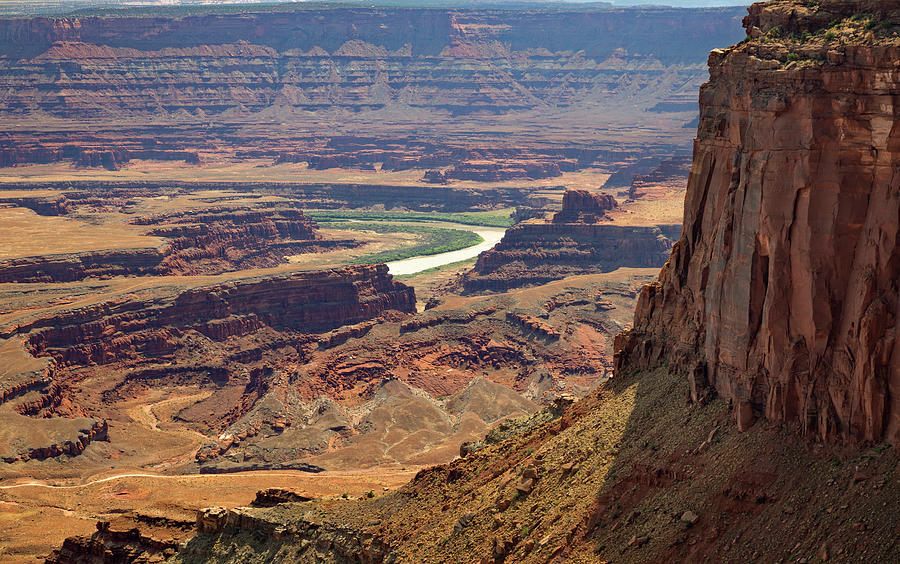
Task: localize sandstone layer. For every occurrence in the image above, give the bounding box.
[17,264,415,366]
[0,205,325,282]
[463,189,675,292]
[616,0,900,444]
[0,5,745,178]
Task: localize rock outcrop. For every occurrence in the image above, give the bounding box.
[552,189,617,223]
[463,211,674,293]
[616,0,900,444]
[18,265,415,366]
[1,418,108,463]
[133,206,322,276]
[0,248,165,283]
[0,206,327,283]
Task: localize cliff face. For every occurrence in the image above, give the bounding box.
[616,0,900,444]
[464,189,673,292]
[552,189,617,224]
[0,5,745,174]
[465,223,673,293]
[0,8,742,116]
[17,265,415,366]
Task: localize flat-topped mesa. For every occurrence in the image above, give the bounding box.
[21,265,415,366]
[0,206,326,283]
[463,223,672,293]
[627,156,692,200]
[615,0,900,445]
[552,189,617,224]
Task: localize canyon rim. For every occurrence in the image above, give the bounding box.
[0,1,898,563]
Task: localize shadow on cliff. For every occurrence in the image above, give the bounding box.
[554,362,900,564]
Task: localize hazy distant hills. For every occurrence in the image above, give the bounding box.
[1,0,753,17]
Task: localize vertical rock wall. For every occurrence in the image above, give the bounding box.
[616,0,900,444]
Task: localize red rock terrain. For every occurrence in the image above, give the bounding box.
[0,206,327,283]
[616,0,900,445]
[16,264,415,365]
[462,189,676,292]
[72,3,897,563]
[0,265,415,468]
[0,5,745,179]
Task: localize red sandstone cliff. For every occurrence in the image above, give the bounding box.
[463,189,672,292]
[18,265,415,367]
[552,189,617,223]
[616,0,900,445]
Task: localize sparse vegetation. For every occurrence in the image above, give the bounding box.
[393,257,477,280]
[307,209,515,228]
[322,221,484,264]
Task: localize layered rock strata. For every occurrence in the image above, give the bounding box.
[0,248,164,283]
[133,206,322,276]
[552,189,617,223]
[616,0,900,444]
[463,191,673,292]
[0,6,745,173]
[0,8,742,117]
[0,206,326,282]
[18,265,415,366]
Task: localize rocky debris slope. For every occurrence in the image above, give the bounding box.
[0,264,414,467]
[462,189,673,292]
[187,277,639,472]
[165,367,900,563]
[616,0,900,444]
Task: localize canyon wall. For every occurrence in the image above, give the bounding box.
[0,5,746,172]
[17,264,415,366]
[464,189,673,292]
[0,7,743,116]
[616,0,900,444]
[0,206,324,282]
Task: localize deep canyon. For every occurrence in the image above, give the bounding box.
[0,1,897,563]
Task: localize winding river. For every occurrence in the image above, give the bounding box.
[386,225,506,276]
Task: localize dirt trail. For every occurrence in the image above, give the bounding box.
[0,468,419,491]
